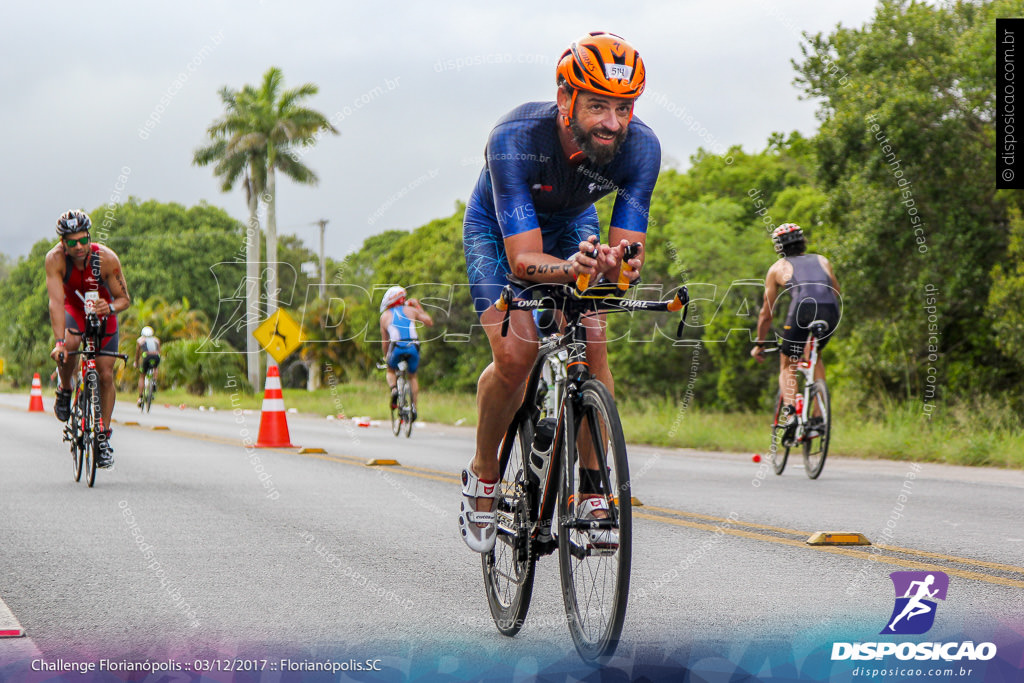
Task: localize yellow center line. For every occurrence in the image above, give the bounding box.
[874,543,1024,576]
[633,511,1024,589]
[639,503,807,536]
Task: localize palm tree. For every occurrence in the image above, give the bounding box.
[194,66,337,377]
[194,86,267,388]
[242,67,338,321]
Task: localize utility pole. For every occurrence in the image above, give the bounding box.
[316,219,327,299]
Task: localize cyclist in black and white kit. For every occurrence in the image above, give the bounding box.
[752,223,841,418]
[134,326,161,408]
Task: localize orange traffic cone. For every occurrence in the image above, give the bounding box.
[28,373,44,412]
[255,365,296,448]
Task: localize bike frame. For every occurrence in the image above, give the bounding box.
[63,311,128,484]
[780,325,825,443]
[495,279,689,549]
[788,332,820,443]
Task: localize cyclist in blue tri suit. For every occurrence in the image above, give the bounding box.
[459,32,660,553]
[379,286,434,422]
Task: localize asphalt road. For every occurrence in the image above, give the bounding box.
[0,393,1021,681]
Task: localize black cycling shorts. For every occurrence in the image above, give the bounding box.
[780,303,840,359]
[141,354,161,372]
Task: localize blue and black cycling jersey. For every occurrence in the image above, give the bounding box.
[463,101,661,316]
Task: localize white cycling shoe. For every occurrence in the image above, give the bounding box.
[580,496,619,551]
[460,461,498,553]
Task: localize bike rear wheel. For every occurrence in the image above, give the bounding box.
[558,379,631,662]
[482,419,537,636]
[770,392,790,475]
[803,380,830,479]
[401,382,413,438]
[144,375,154,413]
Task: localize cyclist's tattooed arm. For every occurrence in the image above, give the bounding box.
[506,230,602,284]
[100,248,131,316]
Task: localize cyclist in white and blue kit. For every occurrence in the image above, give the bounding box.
[379,286,434,422]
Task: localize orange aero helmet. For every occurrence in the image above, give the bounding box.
[556,31,646,122]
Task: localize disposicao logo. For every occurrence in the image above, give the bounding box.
[881,571,948,635]
[831,571,997,663]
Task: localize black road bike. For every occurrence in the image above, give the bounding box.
[62,307,128,487]
[756,320,832,479]
[482,247,689,662]
[140,363,156,413]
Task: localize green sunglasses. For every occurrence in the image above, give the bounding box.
[64,236,91,247]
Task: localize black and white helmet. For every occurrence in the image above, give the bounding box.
[56,210,92,236]
[771,223,805,254]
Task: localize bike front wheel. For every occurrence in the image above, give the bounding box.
[558,379,631,662]
[390,380,402,437]
[803,380,830,479]
[70,389,85,482]
[84,376,99,487]
[482,418,537,636]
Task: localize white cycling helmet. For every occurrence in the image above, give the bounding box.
[141,326,154,337]
[379,286,406,313]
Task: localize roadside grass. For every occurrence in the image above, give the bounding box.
[6,378,1020,469]
[618,393,1024,469]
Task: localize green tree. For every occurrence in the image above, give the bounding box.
[0,200,321,389]
[988,209,1024,374]
[794,0,1019,400]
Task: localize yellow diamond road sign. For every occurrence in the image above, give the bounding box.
[253,309,304,364]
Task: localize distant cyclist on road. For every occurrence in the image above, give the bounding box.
[379,286,434,422]
[134,326,162,408]
[751,223,841,426]
[459,31,658,552]
[46,210,131,469]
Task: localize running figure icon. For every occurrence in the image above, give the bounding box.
[881,571,949,635]
[888,574,938,630]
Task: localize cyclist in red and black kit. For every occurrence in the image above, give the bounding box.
[459,32,658,553]
[45,210,131,468]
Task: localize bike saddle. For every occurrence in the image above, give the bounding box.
[809,320,830,337]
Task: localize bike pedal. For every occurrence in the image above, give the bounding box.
[533,536,558,557]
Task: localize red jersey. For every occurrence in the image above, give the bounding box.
[62,243,112,313]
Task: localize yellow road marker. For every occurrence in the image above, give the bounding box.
[807,531,871,546]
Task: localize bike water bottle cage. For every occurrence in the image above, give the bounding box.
[533,417,558,454]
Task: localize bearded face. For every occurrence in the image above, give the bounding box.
[563,91,633,165]
[568,115,627,165]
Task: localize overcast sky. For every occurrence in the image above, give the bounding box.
[0,1,879,262]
